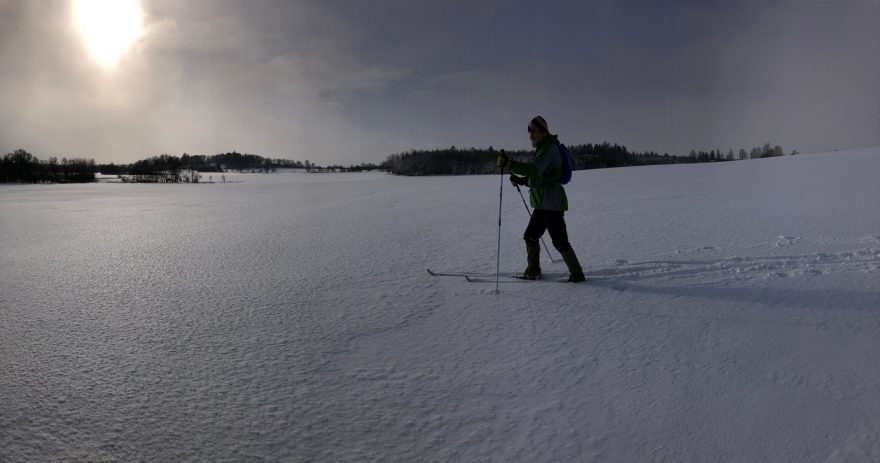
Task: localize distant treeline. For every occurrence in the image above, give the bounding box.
[383,143,675,176]
[1,149,97,183]
[3,143,795,183]
[2,149,385,184]
[99,152,382,182]
[383,142,796,176]
[100,152,317,175]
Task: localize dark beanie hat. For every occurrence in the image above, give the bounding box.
[530,115,549,133]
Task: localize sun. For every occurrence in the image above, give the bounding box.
[72,0,144,69]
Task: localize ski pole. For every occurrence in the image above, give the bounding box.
[514,184,557,263]
[494,155,504,295]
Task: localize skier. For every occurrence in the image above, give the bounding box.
[496,116,586,282]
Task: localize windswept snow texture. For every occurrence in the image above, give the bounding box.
[2,148,880,462]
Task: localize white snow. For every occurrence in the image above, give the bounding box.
[1,147,879,461]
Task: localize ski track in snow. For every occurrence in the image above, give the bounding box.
[2,148,880,461]
[588,240,880,286]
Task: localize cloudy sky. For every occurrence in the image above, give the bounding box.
[1,0,878,164]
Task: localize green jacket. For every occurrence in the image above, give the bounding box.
[509,135,568,211]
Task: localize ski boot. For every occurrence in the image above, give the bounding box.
[517,239,542,280]
[560,247,586,283]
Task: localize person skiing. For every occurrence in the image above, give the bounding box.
[496,115,586,282]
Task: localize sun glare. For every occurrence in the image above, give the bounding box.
[73,0,144,69]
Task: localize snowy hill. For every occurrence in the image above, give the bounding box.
[1,147,879,461]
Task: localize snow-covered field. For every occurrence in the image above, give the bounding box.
[1,147,879,461]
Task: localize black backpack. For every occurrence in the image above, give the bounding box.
[557,142,573,184]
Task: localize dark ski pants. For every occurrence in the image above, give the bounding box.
[524,209,572,252]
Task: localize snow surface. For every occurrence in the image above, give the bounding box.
[1,147,879,461]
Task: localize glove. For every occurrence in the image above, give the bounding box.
[496,153,509,169]
[509,175,527,187]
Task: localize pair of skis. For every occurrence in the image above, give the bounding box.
[427,269,558,283]
[427,269,520,283]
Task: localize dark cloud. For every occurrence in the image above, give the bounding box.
[1,0,878,163]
